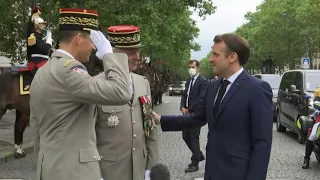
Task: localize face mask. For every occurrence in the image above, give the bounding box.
[188,68,197,77]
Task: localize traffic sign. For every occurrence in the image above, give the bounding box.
[301,57,310,69]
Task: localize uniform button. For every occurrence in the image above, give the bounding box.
[101,156,103,159]
[133,134,136,138]
[93,156,96,159]
[133,148,136,151]
[112,110,114,113]
[133,120,136,124]
[131,107,134,111]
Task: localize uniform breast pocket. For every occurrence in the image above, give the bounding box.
[99,106,124,128]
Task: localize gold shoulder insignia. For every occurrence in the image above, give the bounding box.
[143,76,147,79]
[63,59,77,67]
[27,33,36,46]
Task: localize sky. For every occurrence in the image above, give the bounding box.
[190,0,264,60]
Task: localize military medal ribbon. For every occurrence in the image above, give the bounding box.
[139,96,156,137]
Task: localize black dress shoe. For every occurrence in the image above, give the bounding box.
[185,165,199,172]
[302,158,310,169]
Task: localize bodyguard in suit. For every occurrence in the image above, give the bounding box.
[29,8,131,180]
[152,33,273,180]
[180,59,208,172]
[95,25,159,180]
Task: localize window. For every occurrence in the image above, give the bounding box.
[294,72,303,90]
[305,72,320,92]
[279,72,295,91]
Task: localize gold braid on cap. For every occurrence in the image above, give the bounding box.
[59,16,98,28]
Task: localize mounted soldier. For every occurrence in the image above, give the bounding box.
[26,6,52,76]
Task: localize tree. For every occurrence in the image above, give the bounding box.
[0,0,216,77]
[235,0,320,73]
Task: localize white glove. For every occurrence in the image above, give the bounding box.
[46,36,52,46]
[144,170,150,180]
[90,30,113,60]
[43,30,52,40]
[46,30,52,37]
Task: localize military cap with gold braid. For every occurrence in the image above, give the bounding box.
[107,25,145,49]
[59,8,99,32]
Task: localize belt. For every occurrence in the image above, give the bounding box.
[31,54,49,59]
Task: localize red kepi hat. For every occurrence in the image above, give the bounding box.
[107,25,145,49]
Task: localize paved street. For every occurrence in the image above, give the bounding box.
[0,95,320,179]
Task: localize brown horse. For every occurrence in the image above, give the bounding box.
[0,52,103,158]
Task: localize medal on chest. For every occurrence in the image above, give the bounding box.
[139,95,156,137]
[106,115,120,128]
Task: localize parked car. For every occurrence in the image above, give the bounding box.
[253,74,282,121]
[276,70,320,144]
[168,81,186,96]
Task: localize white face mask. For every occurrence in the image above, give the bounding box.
[188,68,197,77]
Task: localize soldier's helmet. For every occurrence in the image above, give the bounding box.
[31,6,46,26]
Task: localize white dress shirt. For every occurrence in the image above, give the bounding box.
[213,67,244,105]
[186,73,199,107]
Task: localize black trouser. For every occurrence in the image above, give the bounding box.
[182,127,203,165]
[304,140,313,159]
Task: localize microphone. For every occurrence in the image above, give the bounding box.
[150,163,170,180]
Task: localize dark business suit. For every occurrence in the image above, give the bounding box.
[161,70,273,180]
[180,74,208,165]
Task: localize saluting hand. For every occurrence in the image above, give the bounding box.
[90,30,113,60]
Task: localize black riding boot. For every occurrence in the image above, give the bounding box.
[302,140,313,169]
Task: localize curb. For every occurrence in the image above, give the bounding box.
[0,141,34,165]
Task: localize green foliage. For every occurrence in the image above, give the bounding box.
[0,0,216,77]
[235,0,320,72]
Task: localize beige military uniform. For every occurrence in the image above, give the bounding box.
[96,73,159,180]
[29,51,131,180]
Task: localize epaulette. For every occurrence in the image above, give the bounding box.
[27,33,36,46]
[63,59,77,67]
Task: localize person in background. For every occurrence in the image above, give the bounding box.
[302,87,320,169]
[180,59,208,172]
[26,6,52,76]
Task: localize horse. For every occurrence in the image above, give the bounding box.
[0,52,103,158]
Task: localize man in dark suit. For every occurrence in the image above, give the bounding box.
[180,59,208,172]
[152,33,273,180]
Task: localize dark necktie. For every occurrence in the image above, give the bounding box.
[186,78,194,107]
[189,77,194,90]
[213,80,230,118]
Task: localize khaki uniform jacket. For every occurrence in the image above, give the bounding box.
[29,51,131,180]
[96,73,159,180]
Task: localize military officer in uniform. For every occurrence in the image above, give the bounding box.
[29,8,131,180]
[95,25,159,180]
[26,6,52,76]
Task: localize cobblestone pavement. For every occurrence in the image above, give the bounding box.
[0,95,320,180]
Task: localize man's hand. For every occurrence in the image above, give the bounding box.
[152,111,161,125]
[181,107,189,114]
[90,30,113,59]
